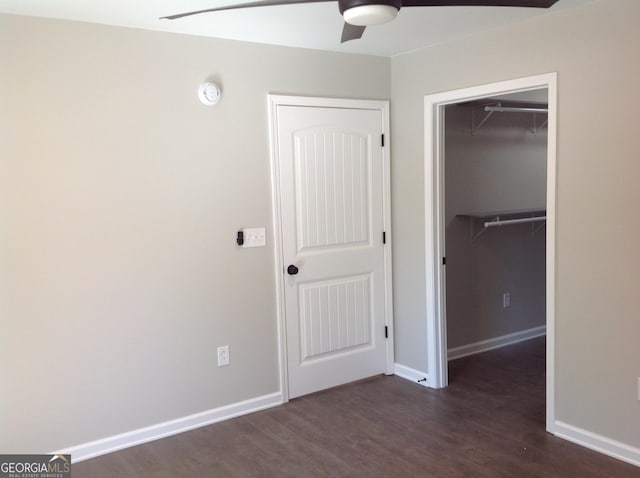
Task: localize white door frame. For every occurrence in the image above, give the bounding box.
[268,94,394,403]
[423,73,557,433]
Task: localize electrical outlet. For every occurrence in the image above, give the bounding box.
[502,292,511,309]
[217,345,230,367]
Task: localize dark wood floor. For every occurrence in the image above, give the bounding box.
[74,338,639,477]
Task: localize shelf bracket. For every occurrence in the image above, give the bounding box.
[471,105,496,135]
[533,220,546,235]
[471,216,495,242]
[531,113,549,135]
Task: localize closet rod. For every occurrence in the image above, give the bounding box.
[484,106,548,114]
[484,216,546,228]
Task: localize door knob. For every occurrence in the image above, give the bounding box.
[287,264,299,275]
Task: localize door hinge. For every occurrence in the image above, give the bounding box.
[381,134,385,147]
[442,257,446,265]
[384,326,389,338]
[383,231,386,244]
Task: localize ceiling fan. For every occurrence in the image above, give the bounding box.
[161,0,559,43]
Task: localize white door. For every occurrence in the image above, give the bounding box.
[273,101,390,399]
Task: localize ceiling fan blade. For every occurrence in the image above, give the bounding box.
[400,0,558,7]
[341,22,366,42]
[161,0,331,20]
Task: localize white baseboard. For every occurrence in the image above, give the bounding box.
[448,325,546,361]
[394,363,429,387]
[55,392,283,463]
[554,421,640,468]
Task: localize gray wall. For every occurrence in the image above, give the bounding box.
[391,0,640,447]
[0,14,389,452]
[445,104,546,349]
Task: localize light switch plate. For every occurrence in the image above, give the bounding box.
[242,227,266,248]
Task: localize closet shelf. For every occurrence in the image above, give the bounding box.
[471,102,548,135]
[457,208,546,241]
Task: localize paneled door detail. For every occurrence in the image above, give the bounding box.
[275,103,388,398]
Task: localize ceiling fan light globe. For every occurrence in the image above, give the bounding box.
[343,4,398,26]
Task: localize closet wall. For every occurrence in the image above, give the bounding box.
[445,98,547,350]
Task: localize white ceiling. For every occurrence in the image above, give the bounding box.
[0,0,595,57]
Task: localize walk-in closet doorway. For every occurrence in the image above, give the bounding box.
[424,74,557,433]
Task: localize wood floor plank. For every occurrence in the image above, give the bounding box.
[73,338,640,477]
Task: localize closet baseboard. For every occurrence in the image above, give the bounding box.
[448,326,546,361]
[394,363,429,387]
